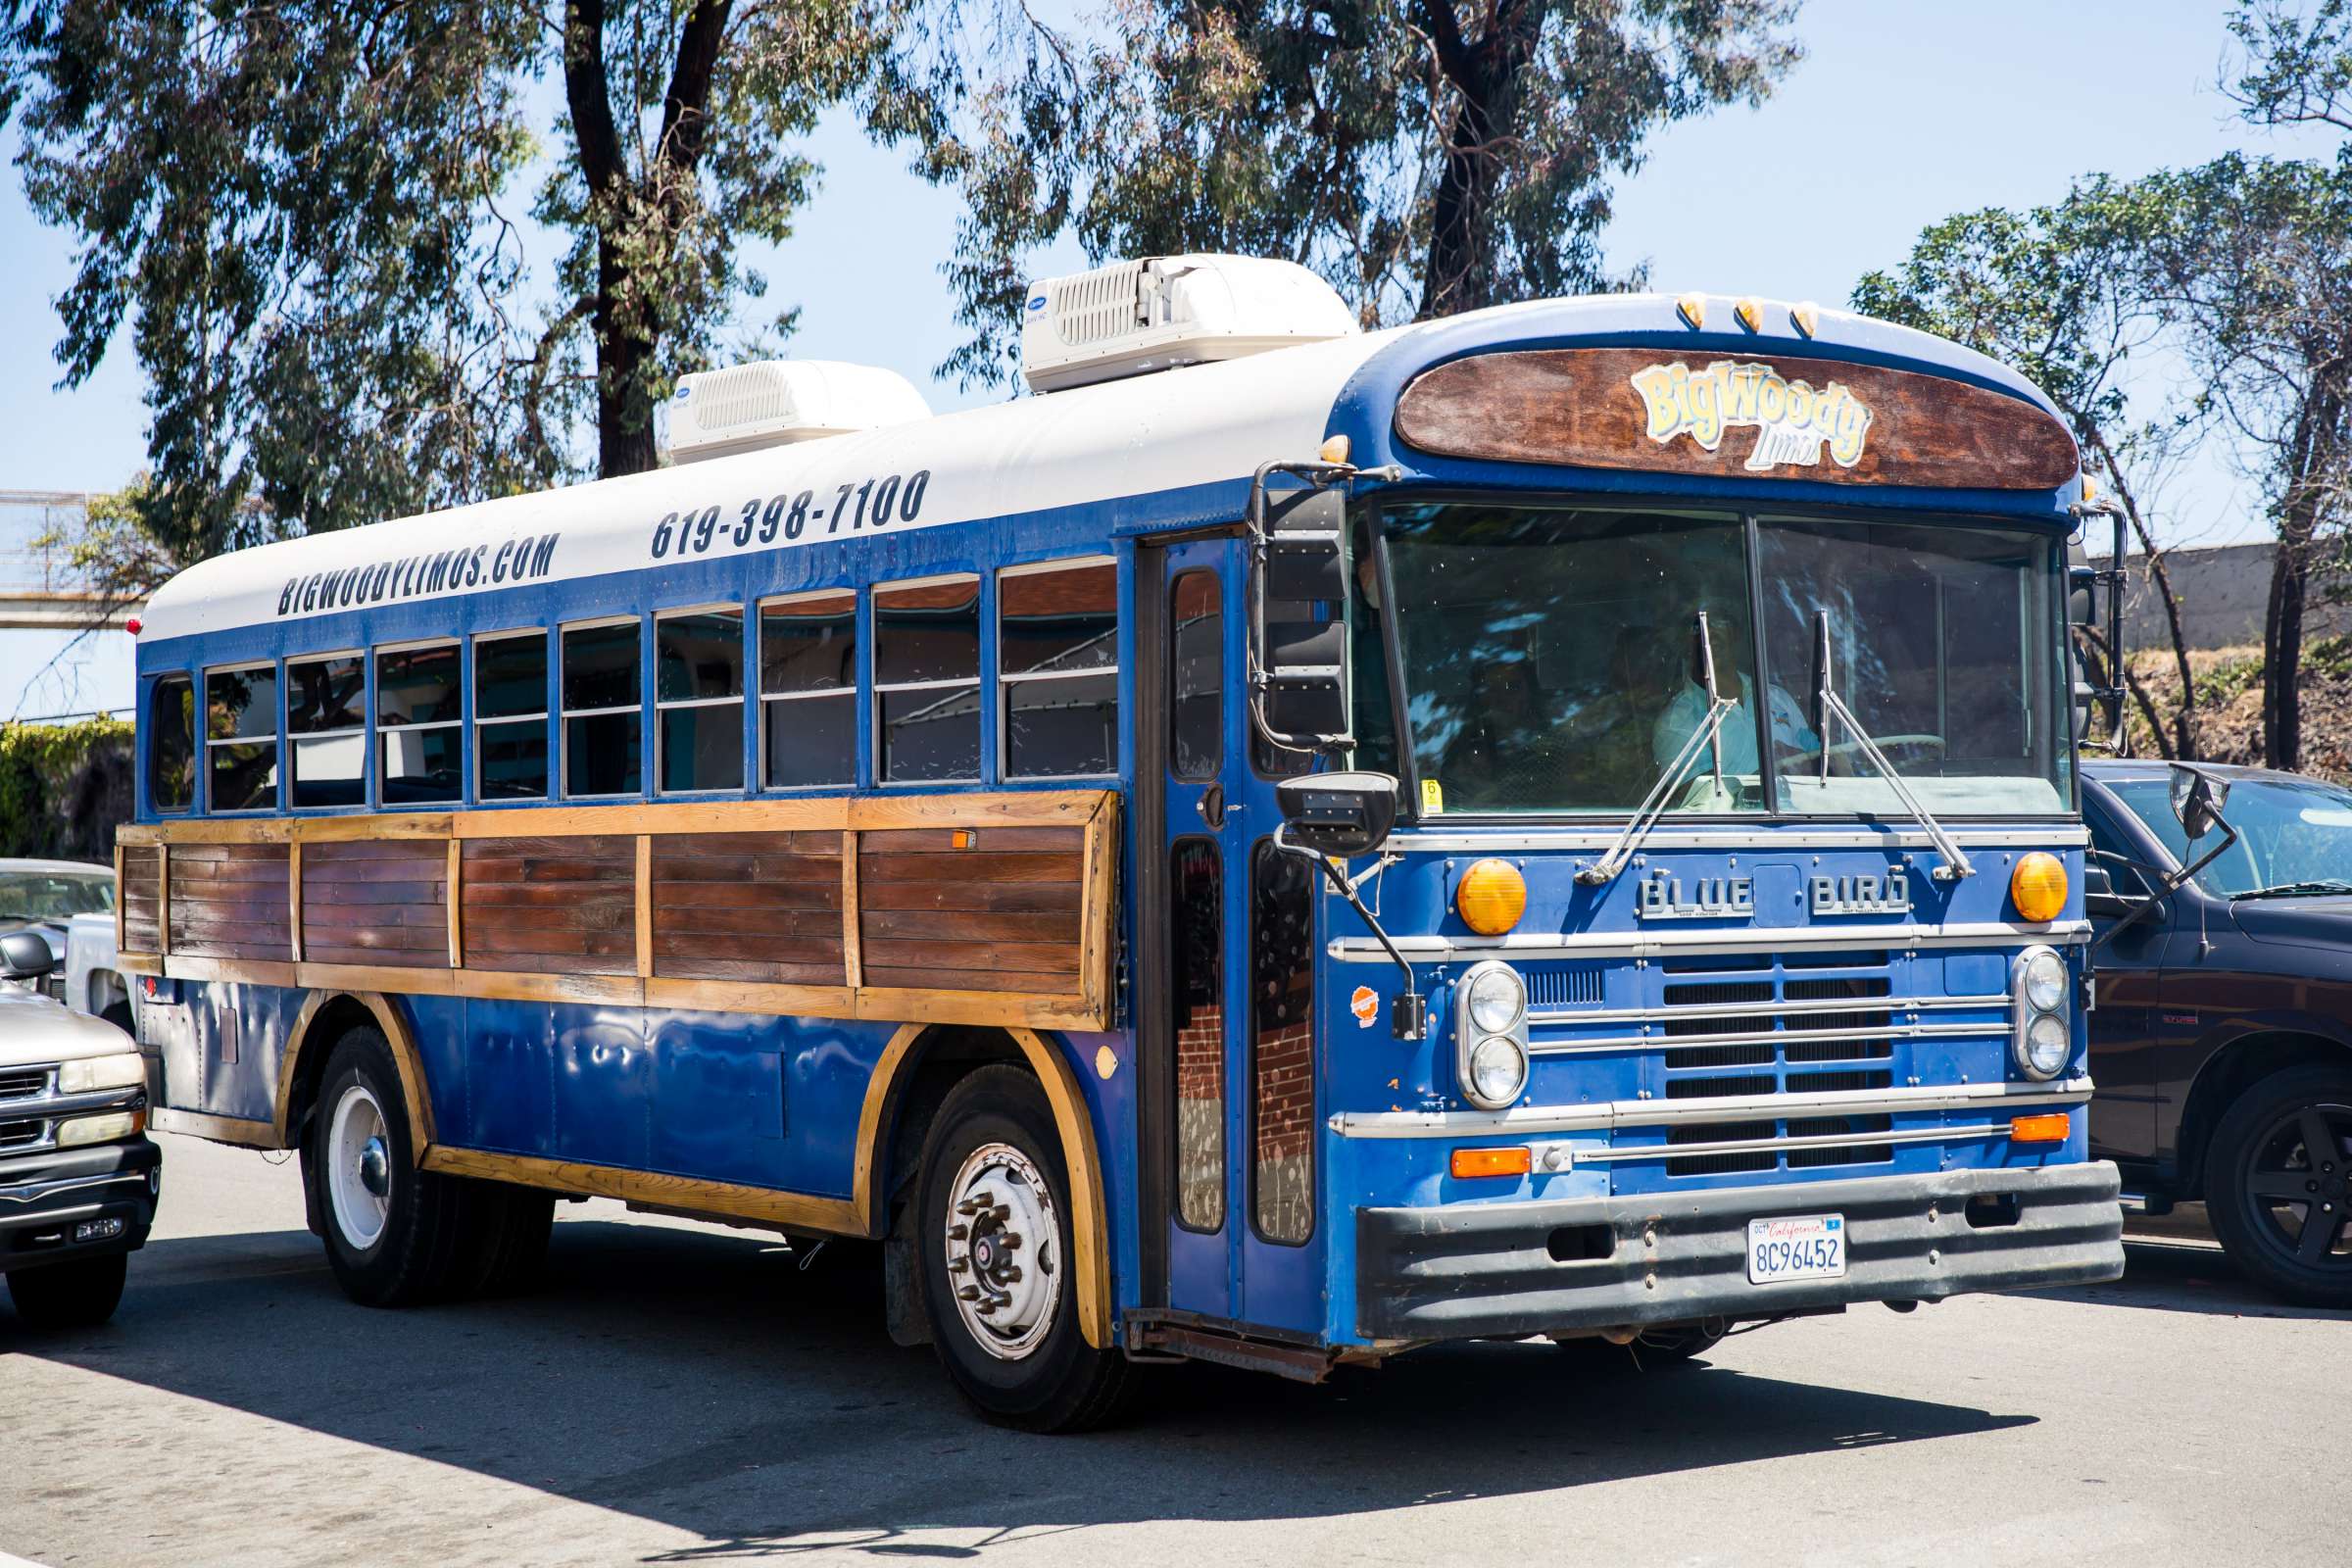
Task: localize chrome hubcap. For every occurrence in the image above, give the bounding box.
[327,1084,392,1250]
[944,1142,1059,1359]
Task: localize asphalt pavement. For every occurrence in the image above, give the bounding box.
[3,1131,2345,1567]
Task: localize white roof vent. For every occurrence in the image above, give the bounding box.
[1020,255,1359,394]
[662,360,930,465]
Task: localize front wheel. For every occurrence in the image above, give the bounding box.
[7,1254,128,1330]
[309,1026,475,1306]
[915,1065,1128,1432]
[2206,1065,2352,1307]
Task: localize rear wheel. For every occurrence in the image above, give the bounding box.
[7,1254,127,1330]
[2207,1066,2352,1308]
[915,1065,1128,1432]
[309,1026,474,1306]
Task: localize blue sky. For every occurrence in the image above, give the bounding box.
[1,0,2335,718]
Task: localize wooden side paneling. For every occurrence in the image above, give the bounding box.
[302,838,450,969]
[1394,347,2081,490]
[461,834,636,974]
[168,842,292,960]
[858,826,1085,994]
[651,830,844,985]
[120,844,164,955]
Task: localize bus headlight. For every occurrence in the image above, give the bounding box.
[2010,944,2072,1081]
[1455,959,1530,1109]
[1464,964,1527,1035]
[2019,949,2068,1013]
[1465,1036,1529,1108]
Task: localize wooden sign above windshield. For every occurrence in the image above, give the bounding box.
[1394,347,2080,491]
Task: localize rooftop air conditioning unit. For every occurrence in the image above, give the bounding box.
[1020,255,1360,394]
[662,360,931,465]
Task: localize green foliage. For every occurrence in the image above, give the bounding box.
[0,717,133,862]
[2230,0,2352,133]
[0,1,904,544]
[915,0,1804,390]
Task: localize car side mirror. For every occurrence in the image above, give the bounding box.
[2169,763,2230,841]
[1275,771,1398,858]
[1,930,57,981]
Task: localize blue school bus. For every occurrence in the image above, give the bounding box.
[119,256,2126,1429]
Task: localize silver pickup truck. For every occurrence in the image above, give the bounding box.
[0,930,161,1329]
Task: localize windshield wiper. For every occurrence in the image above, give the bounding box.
[2230,879,2352,902]
[1807,610,1975,883]
[1580,612,1737,886]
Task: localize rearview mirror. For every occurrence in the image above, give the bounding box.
[2068,564,2100,626]
[1276,771,1398,858]
[0,930,56,982]
[2082,861,2148,921]
[2170,763,2230,841]
[1251,483,1351,753]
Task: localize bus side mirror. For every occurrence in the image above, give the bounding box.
[1,930,56,982]
[1276,771,1398,858]
[1252,485,1351,752]
[2068,565,2100,626]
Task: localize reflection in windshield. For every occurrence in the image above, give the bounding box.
[1374,504,1763,814]
[1759,518,2070,816]
[0,870,115,921]
[2110,774,2352,898]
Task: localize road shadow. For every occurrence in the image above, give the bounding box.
[2031,1236,2352,1323]
[4,1215,2035,1556]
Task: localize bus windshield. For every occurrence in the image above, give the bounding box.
[1369,502,2071,817]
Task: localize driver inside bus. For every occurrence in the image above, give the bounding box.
[1650,605,1817,774]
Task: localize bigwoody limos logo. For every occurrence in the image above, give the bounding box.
[1629,359,1874,471]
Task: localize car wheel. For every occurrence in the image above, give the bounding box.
[916,1065,1129,1432]
[2206,1065,2352,1308]
[7,1254,128,1330]
[309,1025,474,1306]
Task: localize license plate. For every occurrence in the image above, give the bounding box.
[1746,1213,1846,1285]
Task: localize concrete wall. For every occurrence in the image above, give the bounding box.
[2090,541,2352,653]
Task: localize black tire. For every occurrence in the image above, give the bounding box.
[308,1025,475,1306]
[2206,1065,2352,1308]
[453,1184,557,1298]
[915,1064,1129,1432]
[100,1001,133,1037]
[7,1254,128,1330]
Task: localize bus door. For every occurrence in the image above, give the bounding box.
[1142,535,1327,1338]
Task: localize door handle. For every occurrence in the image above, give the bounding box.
[1197,784,1225,829]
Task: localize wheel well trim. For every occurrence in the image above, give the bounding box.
[855,1022,1113,1350]
[2178,1023,2352,1191]
[278,991,435,1155]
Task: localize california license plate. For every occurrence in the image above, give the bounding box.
[1746,1213,1846,1285]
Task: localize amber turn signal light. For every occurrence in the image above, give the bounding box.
[2009,852,2068,923]
[1456,858,1527,936]
[1449,1147,1532,1180]
[2010,1112,2070,1144]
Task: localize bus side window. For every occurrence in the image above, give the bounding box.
[206,663,279,812]
[149,673,195,812]
[287,652,367,808]
[562,618,644,798]
[1170,837,1225,1232]
[1170,569,1221,780]
[760,591,857,789]
[1000,558,1117,778]
[377,642,463,806]
[1250,838,1315,1245]
[874,575,981,783]
[475,630,550,800]
[656,607,746,794]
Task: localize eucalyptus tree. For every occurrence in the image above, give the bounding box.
[915,0,1805,391]
[1851,185,2205,759]
[0,0,904,558]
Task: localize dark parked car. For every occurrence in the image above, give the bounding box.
[2082,760,2352,1306]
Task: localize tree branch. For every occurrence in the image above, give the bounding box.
[564,0,626,197]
